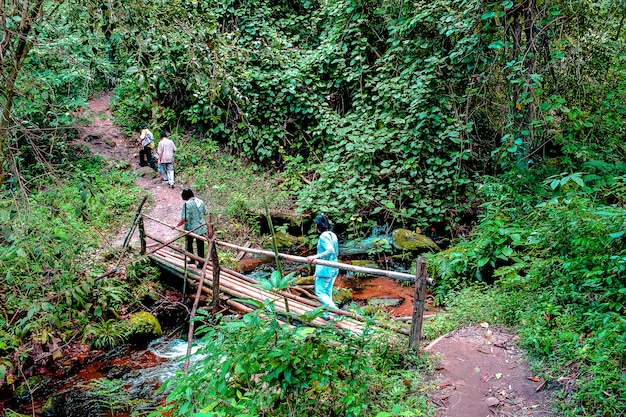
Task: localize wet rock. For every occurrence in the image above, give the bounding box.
[368,297,404,307]
[237,255,274,274]
[128,311,162,344]
[391,228,439,252]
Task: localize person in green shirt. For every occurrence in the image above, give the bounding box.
[175,188,209,268]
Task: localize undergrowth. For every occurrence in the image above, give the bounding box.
[150,308,434,417]
[173,136,297,243]
[428,169,626,417]
[0,154,161,386]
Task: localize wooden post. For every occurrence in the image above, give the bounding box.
[138,216,146,255]
[209,221,221,315]
[409,257,428,351]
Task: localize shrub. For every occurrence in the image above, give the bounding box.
[150,308,433,417]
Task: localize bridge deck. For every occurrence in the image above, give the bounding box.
[149,246,384,335]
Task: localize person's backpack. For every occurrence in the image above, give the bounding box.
[141,133,153,147]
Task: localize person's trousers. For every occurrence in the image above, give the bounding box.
[315,275,338,310]
[186,236,205,264]
[160,162,174,185]
[139,147,152,166]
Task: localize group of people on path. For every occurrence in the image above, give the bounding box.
[138,124,340,320]
[138,124,177,188]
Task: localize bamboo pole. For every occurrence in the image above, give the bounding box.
[138,217,146,255]
[216,240,433,284]
[121,195,149,257]
[184,247,212,373]
[142,214,432,284]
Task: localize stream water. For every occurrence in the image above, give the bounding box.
[5,338,193,417]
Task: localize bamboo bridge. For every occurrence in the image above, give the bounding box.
[124,198,433,346]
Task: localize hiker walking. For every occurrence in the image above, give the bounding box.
[175,188,208,268]
[307,214,339,319]
[138,124,156,170]
[157,131,177,188]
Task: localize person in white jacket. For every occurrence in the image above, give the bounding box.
[157,131,177,188]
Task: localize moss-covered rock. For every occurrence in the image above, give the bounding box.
[261,231,303,250]
[296,275,315,285]
[334,287,353,306]
[350,260,379,269]
[41,396,62,417]
[128,311,162,341]
[137,166,158,178]
[391,228,439,252]
[346,260,379,279]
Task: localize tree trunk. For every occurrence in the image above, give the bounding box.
[0,0,48,185]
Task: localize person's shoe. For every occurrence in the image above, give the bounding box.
[170,184,175,189]
[139,162,147,167]
[197,262,205,269]
[186,259,195,264]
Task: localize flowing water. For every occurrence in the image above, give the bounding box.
[5,338,195,417]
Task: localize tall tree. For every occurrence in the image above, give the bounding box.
[0,0,52,185]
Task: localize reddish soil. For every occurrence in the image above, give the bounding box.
[79,93,557,417]
[426,326,555,417]
[336,275,425,317]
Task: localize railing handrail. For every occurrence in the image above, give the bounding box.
[142,214,433,285]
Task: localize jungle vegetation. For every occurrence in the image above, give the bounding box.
[1,0,625,416]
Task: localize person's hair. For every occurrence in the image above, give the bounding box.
[181,188,194,201]
[140,123,147,128]
[160,131,167,138]
[315,214,331,232]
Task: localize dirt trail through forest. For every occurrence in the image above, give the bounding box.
[78,93,556,417]
[78,92,181,248]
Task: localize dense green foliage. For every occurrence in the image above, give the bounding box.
[2,0,626,415]
[0,154,161,384]
[107,0,626,235]
[154,308,431,417]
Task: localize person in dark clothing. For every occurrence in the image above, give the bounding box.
[138,124,157,170]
